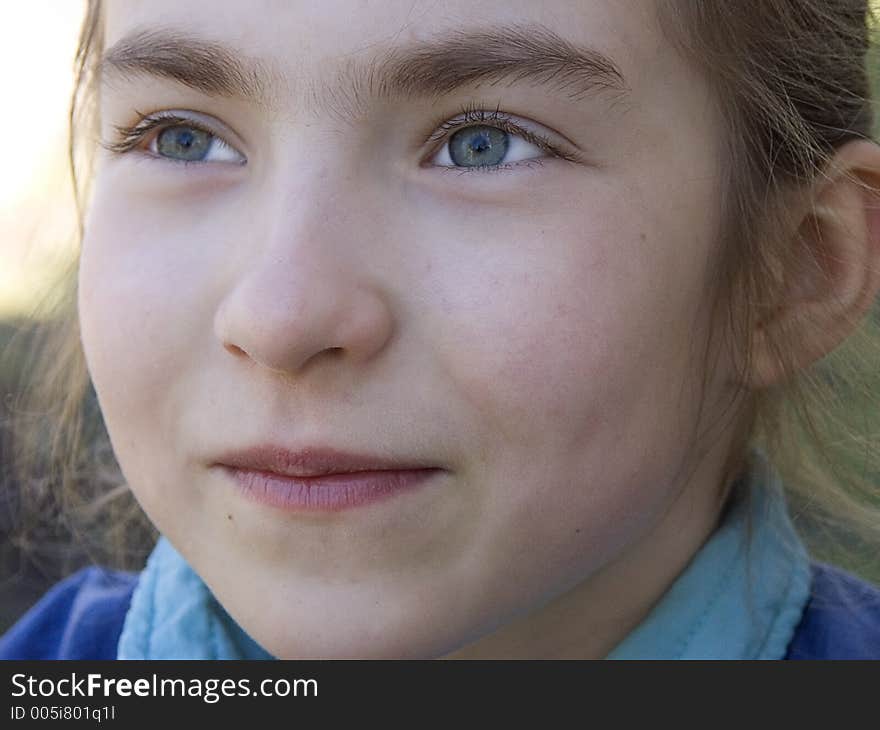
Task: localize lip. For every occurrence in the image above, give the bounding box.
[212,445,445,512]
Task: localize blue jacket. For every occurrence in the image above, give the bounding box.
[1,561,879,659]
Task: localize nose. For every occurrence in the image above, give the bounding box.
[213,199,395,376]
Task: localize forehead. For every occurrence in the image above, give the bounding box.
[104,0,659,50]
[101,0,672,110]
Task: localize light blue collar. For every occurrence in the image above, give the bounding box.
[118,453,811,659]
[606,453,812,659]
[117,538,274,659]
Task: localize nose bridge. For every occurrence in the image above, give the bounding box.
[213,164,393,375]
[265,172,350,272]
[264,141,348,243]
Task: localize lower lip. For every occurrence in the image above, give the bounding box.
[221,466,444,512]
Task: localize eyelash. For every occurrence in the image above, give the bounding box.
[100,101,584,174]
[425,100,584,174]
[100,110,234,168]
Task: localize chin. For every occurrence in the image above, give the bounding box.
[259,629,455,660]
[221,591,468,660]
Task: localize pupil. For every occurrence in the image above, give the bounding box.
[177,130,194,148]
[471,133,490,152]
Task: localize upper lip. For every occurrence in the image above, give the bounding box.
[213,444,441,477]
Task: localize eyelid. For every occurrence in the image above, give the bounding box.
[101,109,247,164]
[101,104,586,173]
[423,101,586,167]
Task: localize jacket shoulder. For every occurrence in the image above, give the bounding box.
[785,562,880,659]
[0,566,138,660]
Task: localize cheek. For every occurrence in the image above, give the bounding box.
[427,181,718,550]
[78,172,224,374]
[81,224,173,399]
[433,194,702,461]
[77,186,217,496]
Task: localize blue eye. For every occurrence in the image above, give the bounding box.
[426,104,583,174]
[102,112,246,166]
[447,125,510,168]
[156,126,214,162]
[151,124,244,164]
[104,106,583,174]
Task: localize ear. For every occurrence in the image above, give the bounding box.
[749,139,880,390]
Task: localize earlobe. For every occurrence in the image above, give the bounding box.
[748,139,880,390]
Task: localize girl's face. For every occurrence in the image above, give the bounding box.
[79,0,741,658]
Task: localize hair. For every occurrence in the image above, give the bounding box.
[2,0,880,583]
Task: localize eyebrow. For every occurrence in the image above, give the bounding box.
[99,22,630,120]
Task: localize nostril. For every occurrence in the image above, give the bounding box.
[224,343,248,357]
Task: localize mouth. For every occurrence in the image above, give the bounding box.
[212,444,445,512]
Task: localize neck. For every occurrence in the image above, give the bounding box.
[441,447,739,660]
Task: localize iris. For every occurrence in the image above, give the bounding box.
[449,125,509,167]
[156,126,213,162]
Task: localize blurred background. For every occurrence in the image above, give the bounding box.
[0,1,83,321]
[1,3,880,636]
[0,1,87,632]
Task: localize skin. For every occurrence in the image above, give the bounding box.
[78,0,880,658]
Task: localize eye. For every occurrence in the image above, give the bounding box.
[151,124,242,164]
[431,123,545,171]
[425,104,582,174]
[102,111,246,166]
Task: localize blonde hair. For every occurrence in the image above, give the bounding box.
[3,0,880,582]
[658,0,880,579]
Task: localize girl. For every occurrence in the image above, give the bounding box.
[2,0,880,660]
